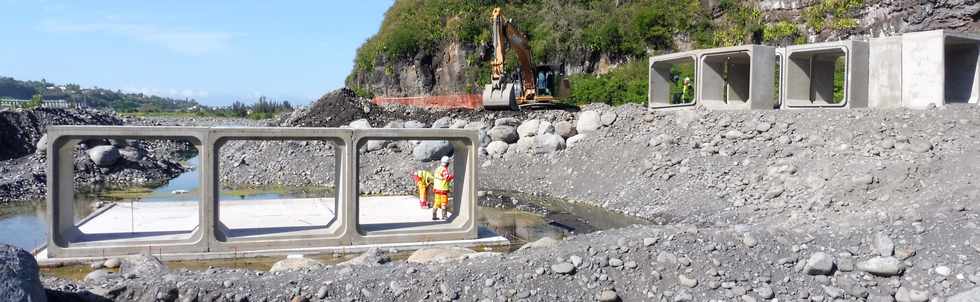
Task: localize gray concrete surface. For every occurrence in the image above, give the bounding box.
[648,29,980,110]
[869,36,904,108]
[902,30,980,108]
[44,126,486,259]
[782,40,869,108]
[697,45,777,110]
[649,51,700,109]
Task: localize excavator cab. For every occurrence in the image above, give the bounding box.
[532,65,570,102]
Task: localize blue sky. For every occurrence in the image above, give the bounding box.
[0,0,394,105]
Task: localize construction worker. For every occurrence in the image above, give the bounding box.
[412,169,434,209]
[432,156,454,220]
[681,77,693,103]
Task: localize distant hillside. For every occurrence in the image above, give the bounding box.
[345,0,980,105]
[0,76,199,112]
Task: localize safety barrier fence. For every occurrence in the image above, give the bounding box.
[372,94,483,110]
[46,126,478,258]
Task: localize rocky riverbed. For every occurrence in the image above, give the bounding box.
[4,90,980,301]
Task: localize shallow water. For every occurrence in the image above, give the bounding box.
[0,156,645,252]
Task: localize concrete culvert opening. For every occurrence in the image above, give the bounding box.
[701,52,752,105]
[649,56,697,108]
[786,48,847,106]
[355,138,469,235]
[215,138,340,240]
[944,36,980,103]
[62,138,201,246]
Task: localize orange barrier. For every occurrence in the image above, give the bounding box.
[372,94,482,110]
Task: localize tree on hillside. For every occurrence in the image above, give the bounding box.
[24,93,43,109]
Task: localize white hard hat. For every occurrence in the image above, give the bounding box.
[440,156,450,164]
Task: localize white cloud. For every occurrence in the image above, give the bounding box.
[40,19,236,56]
[122,87,209,99]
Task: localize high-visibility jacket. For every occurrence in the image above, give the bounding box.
[433,165,454,192]
[413,170,433,187]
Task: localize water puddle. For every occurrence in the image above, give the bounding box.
[6,155,647,280]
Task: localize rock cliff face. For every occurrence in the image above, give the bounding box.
[761,0,980,38]
[347,41,490,98]
[347,1,980,98]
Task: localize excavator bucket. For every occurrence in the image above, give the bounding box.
[482,83,517,110]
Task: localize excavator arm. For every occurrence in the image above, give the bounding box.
[484,7,537,109]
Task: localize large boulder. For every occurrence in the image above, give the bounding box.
[486,141,509,158]
[270,256,324,272]
[856,257,904,276]
[494,117,520,127]
[118,147,142,161]
[384,120,404,128]
[450,119,468,129]
[0,244,47,302]
[518,237,559,251]
[366,140,388,152]
[537,121,555,135]
[413,141,453,162]
[431,117,452,129]
[534,134,566,154]
[406,247,476,264]
[87,145,120,167]
[509,137,535,155]
[34,134,47,156]
[600,111,618,126]
[464,121,486,129]
[120,254,168,277]
[338,248,390,266]
[577,111,602,132]
[479,129,491,147]
[488,126,519,144]
[348,119,372,129]
[804,252,835,275]
[555,121,577,138]
[404,120,425,128]
[517,119,541,138]
[566,134,588,148]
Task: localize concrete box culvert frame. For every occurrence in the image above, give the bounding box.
[45,126,482,259]
[782,40,869,109]
[46,126,212,258]
[208,127,354,253]
[697,45,777,110]
[351,128,479,245]
[869,36,904,108]
[901,30,980,109]
[774,47,785,108]
[648,51,700,109]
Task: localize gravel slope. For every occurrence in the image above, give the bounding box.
[27,100,980,301]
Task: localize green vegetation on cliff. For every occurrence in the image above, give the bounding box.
[348,0,862,105]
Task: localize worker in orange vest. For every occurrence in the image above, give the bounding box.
[412,169,434,209]
[432,156,454,220]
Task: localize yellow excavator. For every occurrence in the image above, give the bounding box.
[482,7,570,110]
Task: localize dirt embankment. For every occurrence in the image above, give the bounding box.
[0,108,193,203]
